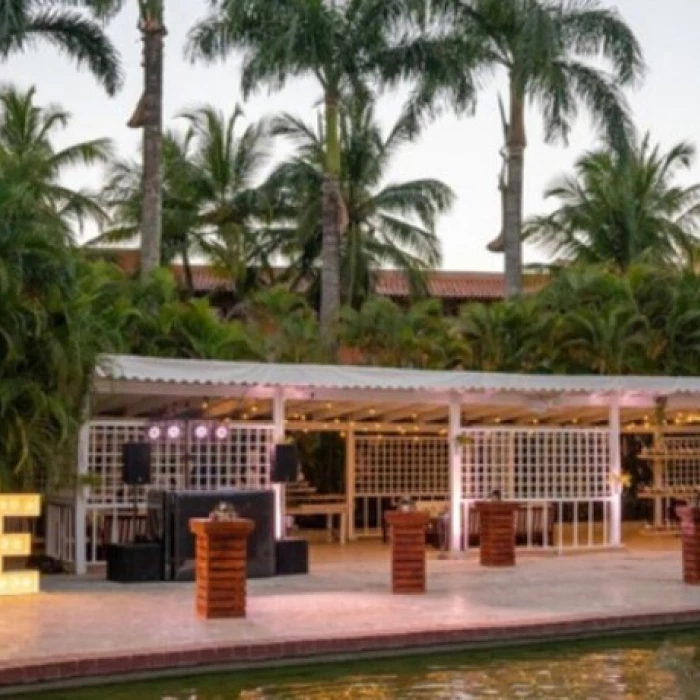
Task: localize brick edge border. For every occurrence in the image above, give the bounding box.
[2,610,700,692]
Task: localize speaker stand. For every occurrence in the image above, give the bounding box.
[131,484,139,543]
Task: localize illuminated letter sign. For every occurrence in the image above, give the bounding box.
[0,494,41,596]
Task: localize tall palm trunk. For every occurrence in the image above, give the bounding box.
[320,92,343,353]
[503,79,526,297]
[131,9,165,279]
[181,246,195,298]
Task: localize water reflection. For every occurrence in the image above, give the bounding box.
[155,645,696,700]
[28,638,700,700]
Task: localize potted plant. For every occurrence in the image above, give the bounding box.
[455,433,474,447]
[608,472,632,495]
[71,473,102,500]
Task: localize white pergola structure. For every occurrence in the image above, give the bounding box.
[47,355,700,574]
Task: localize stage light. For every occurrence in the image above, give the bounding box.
[147,425,162,441]
[214,425,228,440]
[0,494,41,596]
[167,424,181,440]
[193,424,208,439]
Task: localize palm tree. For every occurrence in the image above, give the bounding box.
[0,0,121,95]
[340,297,450,368]
[268,93,453,309]
[558,302,649,374]
[450,298,554,372]
[80,0,166,278]
[0,184,95,489]
[625,265,700,376]
[177,104,280,299]
[98,104,277,299]
[0,85,112,240]
[98,130,201,292]
[245,287,324,363]
[524,134,700,270]
[536,265,649,374]
[187,0,430,351]
[423,0,643,296]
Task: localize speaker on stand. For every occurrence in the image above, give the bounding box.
[271,443,303,558]
[272,443,299,484]
[107,442,159,583]
[122,442,152,539]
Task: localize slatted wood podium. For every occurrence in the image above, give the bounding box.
[474,501,519,567]
[189,518,255,618]
[385,511,429,594]
[677,506,700,585]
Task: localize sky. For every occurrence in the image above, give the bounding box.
[10,0,700,272]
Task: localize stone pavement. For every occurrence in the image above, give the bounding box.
[0,543,699,690]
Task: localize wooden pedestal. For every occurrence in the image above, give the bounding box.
[384,511,429,594]
[676,506,700,585]
[475,502,519,567]
[189,518,255,619]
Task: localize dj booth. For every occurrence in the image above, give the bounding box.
[147,490,277,580]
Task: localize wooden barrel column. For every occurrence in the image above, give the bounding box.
[384,511,429,594]
[677,506,700,585]
[475,502,519,567]
[189,518,255,619]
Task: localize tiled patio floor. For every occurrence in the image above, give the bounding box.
[1,536,698,689]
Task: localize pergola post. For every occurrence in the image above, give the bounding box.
[272,388,286,540]
[75,421,90,575]
[345,430,356,541]
[652,425,664,528]
[609,397,623,547]
[448,394,462,552]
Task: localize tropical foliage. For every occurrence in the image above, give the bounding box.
[0,86,111,241]
[419,0,644,295]
[269,92,452,308]
[80,0,167,276]
[187,0,436,348]
[98,104,277,300]
[7,0,700,496]
[0,0,121,95]
[525,134,700,270]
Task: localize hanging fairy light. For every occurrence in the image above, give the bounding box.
[193,424,209,439]
[167,424,182,440]
[147,425,162,441]
[214,425,228,440]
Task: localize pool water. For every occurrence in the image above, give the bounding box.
[21,632,700,700]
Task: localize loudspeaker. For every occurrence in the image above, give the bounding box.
[275,538,308,576]
[122,442,151,485]
[106,543,162,583]
[272,443,299,483]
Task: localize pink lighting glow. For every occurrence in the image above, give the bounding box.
[194,424,208,439]
[167,425,181,440]
[147,425,161,441]
[214,425,228,440]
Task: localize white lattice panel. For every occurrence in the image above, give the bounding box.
[87,420,274,506]
[660,437,700,487]
[461,428,611,501]
[355,436,448,497]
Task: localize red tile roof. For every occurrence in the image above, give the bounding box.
[89,248,546,301]
[374,269,542,299]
